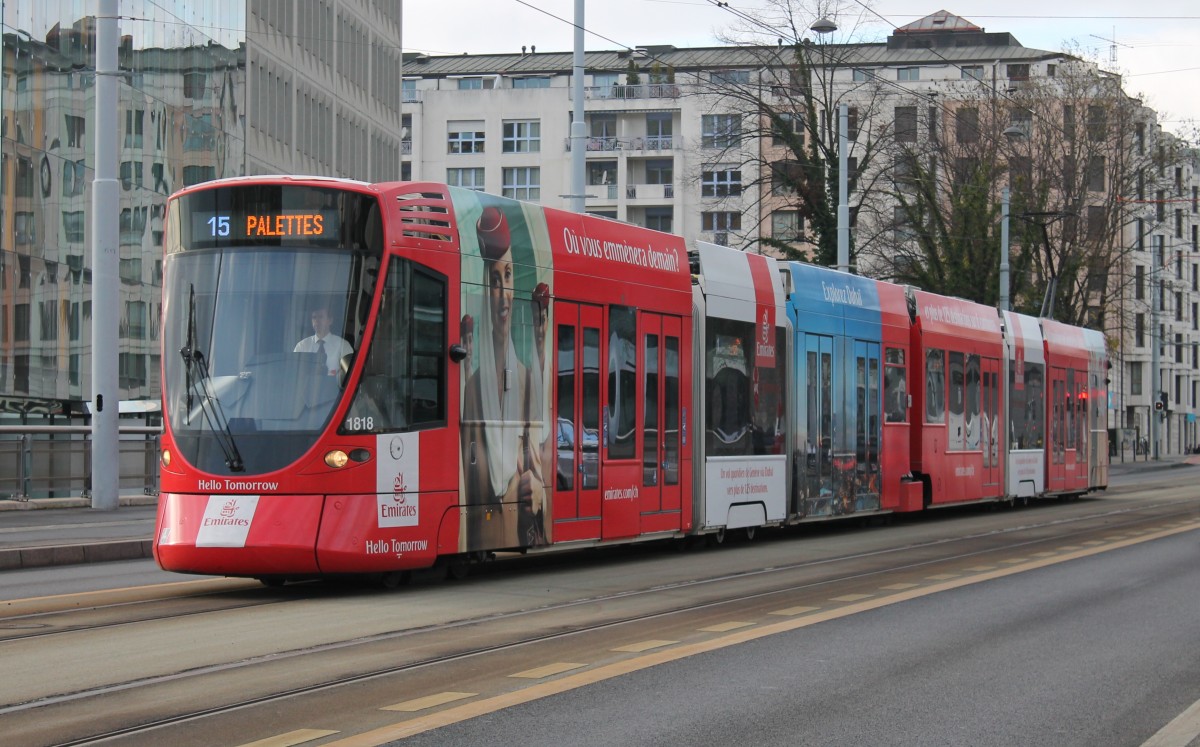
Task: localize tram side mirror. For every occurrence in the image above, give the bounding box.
[448,344,468,364]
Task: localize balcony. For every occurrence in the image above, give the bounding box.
[625,183,675,201]
[584,83,682,101]
[565,136,683,153]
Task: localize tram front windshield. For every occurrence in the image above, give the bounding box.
[163,185,382,475]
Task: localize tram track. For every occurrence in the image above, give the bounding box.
[5,493,1197,745]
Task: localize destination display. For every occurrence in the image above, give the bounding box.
[190,209,341,242]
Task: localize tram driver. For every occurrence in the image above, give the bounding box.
[294,305,354,377]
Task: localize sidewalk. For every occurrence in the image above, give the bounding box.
[1,455,1198,572]
[0,493,158,571]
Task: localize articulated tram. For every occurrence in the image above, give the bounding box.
[153,177,1107,582]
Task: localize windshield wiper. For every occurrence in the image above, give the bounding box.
[180,285,245,472]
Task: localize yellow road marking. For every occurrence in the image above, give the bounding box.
[319,520,1200,747]
[1058,545,1083,551]
[881,583,918,590]
[769,605,821,616]
[965,565,997,572]
[237,729,338,747]
[699,621,755,632]
[1032,551,1057,558]
[926,573,959,580]
[382,692,476,712]
[1082,541,1105,546]
[0,577,251,613]
[1141,695,1200,747]
[830,594,874,602]
[612,640,677,653]
[1001,558,1028,564]
[509,662,585,679]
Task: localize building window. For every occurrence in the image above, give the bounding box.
[447,167,485,191]
[892,106,918,143]
[63,211,85,243]
[501,166,540,200]
[702,211,741,231]
[852,69,869,82]
[1135,265,1145,300]
[701,169,742,198]
[512,76,550,88]
[125,109,144,148]
[897,67,919,81]
[456,77,494,90]
[772,210,803,241]
[956,108,979,143]
[711,69,750,85]
[961,65,984,80]
[701,114,741,148]
[120,161,144,191]
[183,72,207,99]
[771,112,801,147]
[1006,63,1030,80]
[65,115,85,148]
[644,207,673,233]
[502,119,541,153]
[1087,105,1107,141]
[1130,361,1142,395]
[645,158,673,185]
[448,123,485,154]
[1135,313,1145,347]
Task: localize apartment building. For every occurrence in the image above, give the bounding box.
[398,11,1200,456]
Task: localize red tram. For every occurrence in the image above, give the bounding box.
[153,177,1107,582]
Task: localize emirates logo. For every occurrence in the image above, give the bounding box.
[393,473,408,496]
[220,499,239,518]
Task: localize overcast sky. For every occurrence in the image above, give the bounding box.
[402,0,1200,136]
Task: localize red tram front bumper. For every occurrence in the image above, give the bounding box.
[153,492,448,577]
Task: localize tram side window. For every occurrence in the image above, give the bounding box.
[948,352,965,450]
[707,317,786,457]
[342,259,447,433]
[1016,361,1045,449]
[884,347,906,423]
[965,354,980,450]
[607,305,637,459]
[925,348,945,424]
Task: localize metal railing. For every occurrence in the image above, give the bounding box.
[0,426,161,501]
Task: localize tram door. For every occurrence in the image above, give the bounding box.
[852,340,882,512]
[552,302,603,535]
[981,358,1002,489]
[800,334,835,517]
[639,313,683,532]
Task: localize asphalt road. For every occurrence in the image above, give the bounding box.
[387,528,1200,747]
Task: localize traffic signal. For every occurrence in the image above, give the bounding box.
[1155,391,1168,412]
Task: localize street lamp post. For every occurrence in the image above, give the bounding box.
[810,18,850,274]
[1000,124,1026,311]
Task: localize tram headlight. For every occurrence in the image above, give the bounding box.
[161,449,171,467]
[324,449,350,469]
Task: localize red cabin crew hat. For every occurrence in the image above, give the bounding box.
[532,282,550,311]
[476,206,511,260]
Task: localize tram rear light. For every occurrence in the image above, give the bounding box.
[161,449,171,467]
[324,450,350,468]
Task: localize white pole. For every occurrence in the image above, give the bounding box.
[569,0,586,212]
[90,0,120,510]
[837,102,850,273]
[1151,237,1161,460]
[1000,186,1010,311]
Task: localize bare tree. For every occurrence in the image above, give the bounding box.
[688,0,890,264]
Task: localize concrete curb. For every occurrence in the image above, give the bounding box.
[0,539,153,571]
[0,495,159,511]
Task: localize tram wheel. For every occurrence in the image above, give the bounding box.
[380,571,410,589]
[708,528,727,547]
[257,576,285,588]
[446,555,470,581]
[744,526,757,541]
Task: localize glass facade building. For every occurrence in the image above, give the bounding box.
[0,1,403,424]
